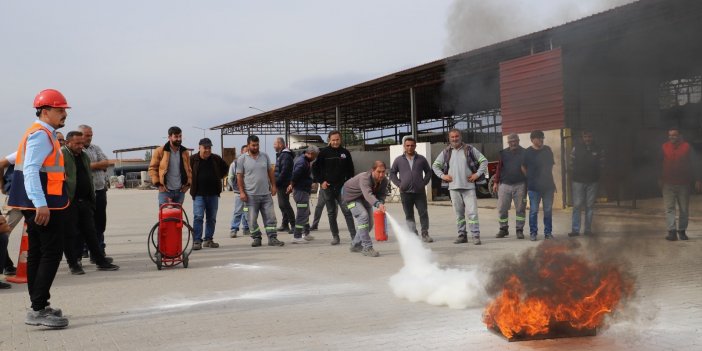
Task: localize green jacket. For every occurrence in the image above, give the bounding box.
[61,146,95,202]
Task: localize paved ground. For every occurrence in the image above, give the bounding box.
[1,189,701,350]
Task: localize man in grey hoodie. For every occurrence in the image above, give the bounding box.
[390,136,433,242]
[342,161,388,257]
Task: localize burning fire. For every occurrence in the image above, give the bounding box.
[483,241,634,339]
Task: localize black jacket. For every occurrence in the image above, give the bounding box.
[274,149,294,188]
[313,146,354,188]
[189,153,228,197]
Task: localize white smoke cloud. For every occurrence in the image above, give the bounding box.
[445,0,637,56]
[387,214,486,309]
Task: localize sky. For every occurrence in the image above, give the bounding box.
[0,0,634,159]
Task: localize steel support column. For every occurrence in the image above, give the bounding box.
[410,87,418,140]
[335,106,341,131]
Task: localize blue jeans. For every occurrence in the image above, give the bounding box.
[528,190,554,235]
[230,194,249,231]
[193,195,219,242]
[572,182,598,233]
[158,190,185,206]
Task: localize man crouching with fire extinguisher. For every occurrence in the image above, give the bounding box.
[341,161,388,257]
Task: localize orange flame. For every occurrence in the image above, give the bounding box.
[483,242,634,338]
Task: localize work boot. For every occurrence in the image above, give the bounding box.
[361,247,380,257]
[568,231,580,237]
[678,230,688,240]
[192,242,202,250]
[421,231,434,243]
[0,281,11,289]
[496,228,509,238]
[544,234,554,240]
[330,234,340,246]
[530,233,537,241]
[268,237,285,246]
[276,225,290,232]
[243,229,251,236]
[96,263,120,271]
[70,264,85,275]
[90,256,113,265]
[516,230,525,239]
[203,240,220,248]
[473,236,482,245]
[665,230,677,241]
[310,225,318,231]
[349,243,363,252]
[453,235,468,244]
[251,237,262,247]
[25,309,69,328]
[230,230,238,238]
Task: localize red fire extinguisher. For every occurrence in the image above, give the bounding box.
[374,209,388,241]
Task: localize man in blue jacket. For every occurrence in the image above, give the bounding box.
[274,137,295,234]
[287,146,319,244]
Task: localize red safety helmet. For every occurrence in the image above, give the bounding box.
[33,89,71,109]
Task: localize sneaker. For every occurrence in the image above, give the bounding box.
[192,242,202,250]
[421,233,434,243]
[304,234,315,241]
[568,232,580,237]
[25,309,69,328]
[230,230,238,238]
[516,230,525,239]
[251,237,262,247]
[330,235,340,246]
[361,247,380,257]
[291,237,308,244]
[349,243,363,252]
[203,240,220,248]
[453,235,468,244]
[678,230,689,240]
[530,233,537,241]
[0,281,11,289]
[545,234,554,240]
[96,263,120,271]
[90,256,113,265]
[3,266,17,276]
[473,237,482,245]
[496,228,509,238]
[45,306,63,317]
[243,229,251,236]
[70,265,85,275]
[268,237,285,246]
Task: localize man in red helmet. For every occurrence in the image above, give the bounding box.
[7,89,71,328]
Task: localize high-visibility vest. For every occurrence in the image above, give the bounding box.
[7,123,69,210]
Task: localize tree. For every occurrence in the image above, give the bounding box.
[340,128,364,146]
[144,150,152,161]
[377,138,396,145]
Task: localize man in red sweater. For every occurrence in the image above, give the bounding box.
[660,128,701,241]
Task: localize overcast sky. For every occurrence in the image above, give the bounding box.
[0,0,634,159]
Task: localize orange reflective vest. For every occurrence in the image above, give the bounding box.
[7,123,69,210]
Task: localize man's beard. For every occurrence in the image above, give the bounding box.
[171,140,182,147]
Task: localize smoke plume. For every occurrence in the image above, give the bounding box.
[387,214,486,309]
[445,0,637,56]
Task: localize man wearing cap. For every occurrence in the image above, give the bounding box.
[189,138,228,250]
[8,89,71,328]
[149,126,192,205]
[493,133,527,239]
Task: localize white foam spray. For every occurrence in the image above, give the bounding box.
[387,214,486,309]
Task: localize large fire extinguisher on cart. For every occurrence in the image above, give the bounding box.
[374,209,388,241]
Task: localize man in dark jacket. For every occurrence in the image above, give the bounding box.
[274,137,295,234]
[389,136,433,242]
[190,138,228,250]
[493,133,527,239]
[312,130,356,245]
[62,131,119,274]
[568,130,605,237]
[342,161,388,257]
[287,146,319,244]
[660,127,701,241]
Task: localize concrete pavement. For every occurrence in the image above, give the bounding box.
[1,189,701,350]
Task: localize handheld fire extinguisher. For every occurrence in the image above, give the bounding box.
[374,209,388,241]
